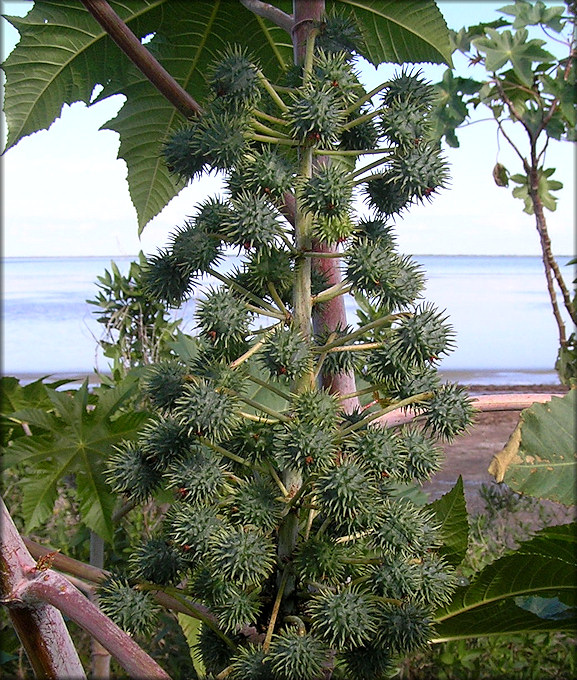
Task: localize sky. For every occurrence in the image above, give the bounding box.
[1,0,575,258]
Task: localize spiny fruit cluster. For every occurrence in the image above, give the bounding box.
[102,19,473,680]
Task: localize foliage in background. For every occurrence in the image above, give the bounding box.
[87,252,183,380]
[1,375,150,543]
[432,0,576,383]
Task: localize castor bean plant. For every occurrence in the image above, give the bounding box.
[102,18,474,680]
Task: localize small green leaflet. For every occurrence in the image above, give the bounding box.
[473,28,554,86]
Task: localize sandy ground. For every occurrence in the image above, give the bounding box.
[421,384,573,515]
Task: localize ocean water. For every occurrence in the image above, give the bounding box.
[2,255,573,385]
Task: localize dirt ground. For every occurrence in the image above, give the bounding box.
[421,384,574,517]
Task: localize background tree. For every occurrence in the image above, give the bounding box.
[432,0,576,383]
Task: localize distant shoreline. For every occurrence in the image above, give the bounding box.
[5,369,564,389]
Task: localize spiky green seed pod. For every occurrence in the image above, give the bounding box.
[340,643,393,680]
[230,644,270,680]
[106,441,160,502]
[312,49,362,104]
[288,85,345,147]
[163,124,206,181]
[189,359,248,394]
[164,445,225,505]
[195,625,236,676]
[389,142,449,202]
[381,68,436,109]
[346,240,425,309]
[422,383,475,441]
[316,13,363,56]
[300,162,353,218]
[339,108,381,151]
[370,498,439,558]
[376,601,434,653]
[236,246,294,303]
[139,416,191,471]
[209,45,261,112]
[291,388,341,428]
[194,196,234,236]
[308,586,378,648]
[313,212,355,244]
[143,361,188,412]
[268,630,329,680]
[97,576,160,636]
[208,527,276,586]
[175,381,239,441]
[349,428,405,481]
[294,535,348,584]
[398,427,444,482]
[131,537,186,585]
[167,503,224,559]
[355,217,396,245]
[391,366,440,402]
[214,584,263,633]
[170,219,223,273]
[195,108,250,171]
[364,173,413,216]
[223,191,283,249]
[345,237,394,296]
[224,419,277,465]
[315,460,377,530]
[228,148,295,200]
[275,421,337,473]
[195,287,251,348]
[228,478,284,532]
[259,326,311,380]
[362,345,417,391]
[415,555,459,607]
[142,249,192,307]
[380,98,432,149]
[369,556,420,599]
[377,253,426,310]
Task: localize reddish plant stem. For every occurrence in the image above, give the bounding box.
[79,0,202,119]
[1,496,87,679]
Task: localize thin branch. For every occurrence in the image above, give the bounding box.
[239,0,293,33]
[80,0,202,118]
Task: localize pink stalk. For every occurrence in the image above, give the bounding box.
[376,392,562,427]
[1,497,171,680]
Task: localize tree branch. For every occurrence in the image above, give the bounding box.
[239,0,293,33]
[79,0,203,119]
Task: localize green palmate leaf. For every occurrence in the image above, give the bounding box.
[337,0,453,66]
[432,69,482,147]
[488,390,576,506]
[499,1,566,33]
[428,476,469,567]
[433,523,577,639]
[4,380,150,542]
[509,167,563,214]
[473,27,555,86]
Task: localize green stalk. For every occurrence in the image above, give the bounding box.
[312,281,352,304]
[338,391,434,437]
[256,69,289,112]
[350,153,393,180]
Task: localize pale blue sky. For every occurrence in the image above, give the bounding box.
[2,1,574,257]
